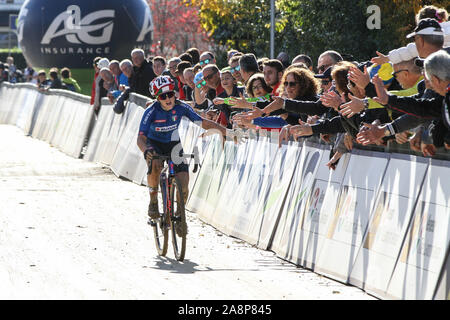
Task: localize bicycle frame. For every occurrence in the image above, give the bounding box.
[159,160,176,225]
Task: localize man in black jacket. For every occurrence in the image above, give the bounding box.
[130,48,156,97]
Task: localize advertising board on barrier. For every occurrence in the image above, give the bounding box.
[186,135,223,221]
[386,160,450,299]
[110,102,147,184]
[349,155,429,298]
[212,139,252,235]
[285,149,350,271]
[269,142,323,260]
[228,134,277,244]
[198,140,237,230]
[250,140,300,250]
[314,151,389,281]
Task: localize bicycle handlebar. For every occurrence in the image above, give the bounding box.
[147,153,199,175]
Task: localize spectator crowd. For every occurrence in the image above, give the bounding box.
[0,56,81,94]
[2,4,450,167]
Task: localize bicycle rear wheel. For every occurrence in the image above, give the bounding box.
[169,176,187,261]
[152,175,169,256]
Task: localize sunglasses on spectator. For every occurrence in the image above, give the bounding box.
[284,81,299,87]
[230,65,241,73]
[199,59,210,66]
[318,64,331,73]
[321,80,331,85]
[196,80,207,88]
[204,70,218,81]
[158,91,175,100]
[392,69,408,78]
[252,84,263,91]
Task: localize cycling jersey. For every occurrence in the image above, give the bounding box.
[139,100,203,143]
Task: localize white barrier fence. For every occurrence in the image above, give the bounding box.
[1,82,449,300]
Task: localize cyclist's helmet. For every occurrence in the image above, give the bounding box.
[149,75,175,98]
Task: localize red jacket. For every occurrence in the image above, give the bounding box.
[177,76,186,101]
[90,72,99,105]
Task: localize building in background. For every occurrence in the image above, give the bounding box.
[0,0,24,49]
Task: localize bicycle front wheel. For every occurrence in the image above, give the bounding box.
[169,176,187,261]
[152,177,169,256]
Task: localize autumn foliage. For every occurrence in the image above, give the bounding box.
[147,0,211,56]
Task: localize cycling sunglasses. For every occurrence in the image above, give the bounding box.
[230,65,241,73]
[199,59,210,66]
[158,91,175,100]
[196,80,207,88]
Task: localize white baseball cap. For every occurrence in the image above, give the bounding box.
[97,58,110,69]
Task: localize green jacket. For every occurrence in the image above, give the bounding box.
[62,77,81,93]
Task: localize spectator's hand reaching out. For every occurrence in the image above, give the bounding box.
[326,151,343,170]
[290,120,313,140]
[372,75,389,105]
[409,130,422,152]
[262,96,284,115]
[339,94,365,118]
[307,115,320,125]
[344,133,353,151]
[278,125,292,147]
[421,142,436,157]
[320,91,342,112]
[395,131,410,144]
[228,93,253,109]
[348,66,370,90]
[371,51,389,65]
[356,121,385,145]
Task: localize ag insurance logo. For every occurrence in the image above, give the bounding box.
[41,5,115,45]
[18,0,153,68]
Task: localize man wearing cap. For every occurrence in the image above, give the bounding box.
[314,66,333,94]
[93,58,110,114]
[407,18,447,59]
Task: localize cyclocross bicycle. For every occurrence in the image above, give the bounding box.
[147,153,198,261]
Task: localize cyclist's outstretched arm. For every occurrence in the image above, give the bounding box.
[199,118,227,137]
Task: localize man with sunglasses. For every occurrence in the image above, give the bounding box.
[138,76,229,223]
[199,51,216,69]
[228,54,244,83]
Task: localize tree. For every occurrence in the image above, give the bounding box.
[186,0,449,68]
[147,0,210,57]
[185,0,274,57]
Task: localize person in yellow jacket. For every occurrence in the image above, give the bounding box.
[60,67,81,93]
